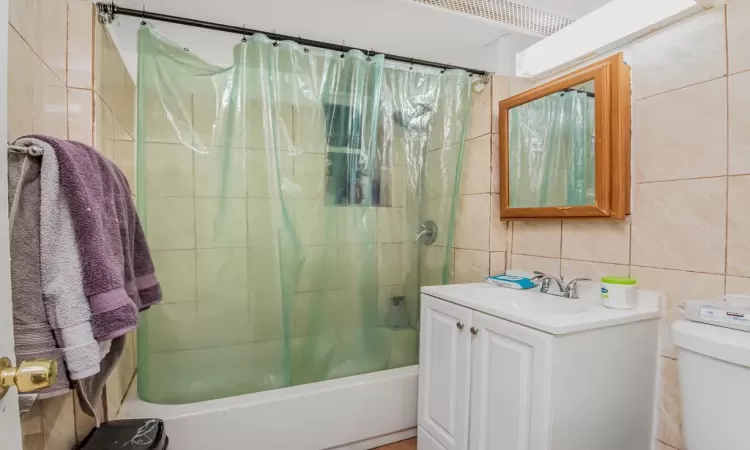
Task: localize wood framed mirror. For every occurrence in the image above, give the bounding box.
[498,53,631,220]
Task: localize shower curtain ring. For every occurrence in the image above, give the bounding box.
[366,48,372,62]
[241,25,247,43]
[441,62,451,74]
[340,40,346,59]
[409,58,414,70]
[140,5,146,25]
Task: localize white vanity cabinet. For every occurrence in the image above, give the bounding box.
[417,284,661,450]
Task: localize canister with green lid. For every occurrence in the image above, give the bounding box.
[600,277,638,310]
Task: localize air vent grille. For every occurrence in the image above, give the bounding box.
[412,0,573,36]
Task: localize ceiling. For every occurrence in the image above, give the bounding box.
[106,0,613,77]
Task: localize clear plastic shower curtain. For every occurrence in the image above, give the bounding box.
[135,25,471,404]
[508,90,595,207]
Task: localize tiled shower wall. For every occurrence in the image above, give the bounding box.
[8,0,137,448]
[454,3,750,449]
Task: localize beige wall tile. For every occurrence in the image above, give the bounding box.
[33,59,68,138]
[490,134,501,194]
[8,27,34,141]
[113,140,135,187]
[378,243,406,286]
[512,220,561,258]
[490,251,506,275]
[10,0,37,51]
[630,266,725,358]
[489,194,507,251]
[726,275,750,295]
[727,175,750,276]
[561,220,630,265]
[23,434,45,450]
[455,249,490,283]
[561,259,629,280]
[729,71,750,175]
[656,441,679,450]
[21,402,43,436]
[491,75,509,135]
[631,178,727,274]
[657,357,684,450]
[35,0,68,84]
[41,393,77,450]
[68,88,93,145]
[626,8,726,100]
[728,0,750,75]
[633,78,727,182]
[106,334,137,420]
[94,94,114,158]
[455,194,490,250]
[466,84,491,140]
[460,135,491,195]
[510,254,561,277]
[67,0,93,89]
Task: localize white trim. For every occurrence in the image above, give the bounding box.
[120,366,418,450]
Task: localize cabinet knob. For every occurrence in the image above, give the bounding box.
[456,322,464,330]
[470,327,479,335]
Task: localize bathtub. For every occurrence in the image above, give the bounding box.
[120,328,419,449]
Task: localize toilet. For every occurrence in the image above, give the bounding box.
[672,320,750,450]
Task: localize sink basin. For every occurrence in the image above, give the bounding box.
[421,283,661,335]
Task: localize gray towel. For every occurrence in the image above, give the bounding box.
[18,137,101,380]
[8,150,70,398]
[28,136,162,341]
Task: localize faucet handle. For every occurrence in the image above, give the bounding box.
[565,278,592,299]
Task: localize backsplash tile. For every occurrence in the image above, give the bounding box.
[561,220,630,265]
[727,175,750,276]
[512,220,562,258]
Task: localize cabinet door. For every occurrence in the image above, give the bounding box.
[469,311,553,450]
[418,295,473,450]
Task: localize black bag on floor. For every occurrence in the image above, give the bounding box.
[76,419,168,450]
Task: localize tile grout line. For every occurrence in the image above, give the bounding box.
[636,74,727,102]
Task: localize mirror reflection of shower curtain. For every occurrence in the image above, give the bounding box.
[508,90,595,208]
[135,25,471,404]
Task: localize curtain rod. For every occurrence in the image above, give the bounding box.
[96,3,489,77]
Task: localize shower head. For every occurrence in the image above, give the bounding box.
[392,102,434,133]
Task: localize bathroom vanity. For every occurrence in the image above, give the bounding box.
[417,283,661,450]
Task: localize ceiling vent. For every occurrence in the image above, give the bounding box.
[411,0,573,36]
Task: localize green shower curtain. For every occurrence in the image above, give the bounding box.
[508,89,595,207]
[135,25,471,404]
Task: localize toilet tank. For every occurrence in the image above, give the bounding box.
[672,320,750,450]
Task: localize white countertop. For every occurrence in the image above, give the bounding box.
[421,283,662,335]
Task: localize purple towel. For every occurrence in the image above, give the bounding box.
[29,136,162,341]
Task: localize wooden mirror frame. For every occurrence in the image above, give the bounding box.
[498,53,631,220]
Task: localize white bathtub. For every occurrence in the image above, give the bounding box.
[119,365,419,449]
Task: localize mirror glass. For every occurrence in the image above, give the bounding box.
[508,79,596,208]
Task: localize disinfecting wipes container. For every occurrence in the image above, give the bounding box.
[680,300,750,333]
[601,277,637,310]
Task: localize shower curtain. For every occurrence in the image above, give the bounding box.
[135,25,471,404]
[508,90,595,207]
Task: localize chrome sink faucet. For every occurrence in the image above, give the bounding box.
[532,272,591,299]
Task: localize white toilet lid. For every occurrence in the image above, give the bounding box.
[672,320,750,368]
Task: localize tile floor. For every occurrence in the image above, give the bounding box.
[374,438,417,450]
